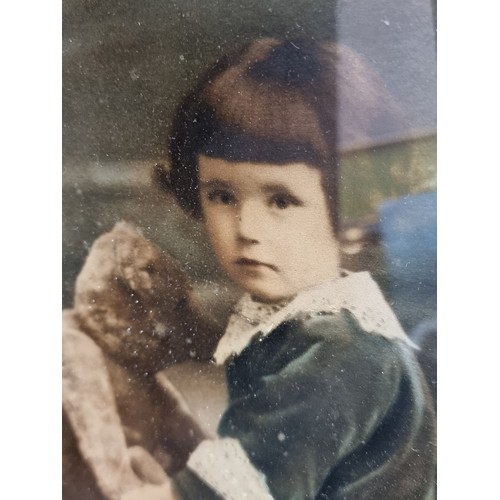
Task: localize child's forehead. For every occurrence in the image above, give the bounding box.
[198,155,323,187]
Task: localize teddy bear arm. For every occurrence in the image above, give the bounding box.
[62,310,144,499]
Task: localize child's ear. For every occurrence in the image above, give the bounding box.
[339,223,379,256]
[339,226,363,256]
[340,241,363,256]
[152,162,172,193]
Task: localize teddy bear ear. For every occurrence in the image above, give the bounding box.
[112,220,144,238]
[152,162,172,192]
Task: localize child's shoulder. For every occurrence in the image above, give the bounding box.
[285,308,413,368]
[267,311,426,405]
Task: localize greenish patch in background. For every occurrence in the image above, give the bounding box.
[339,134,436,226]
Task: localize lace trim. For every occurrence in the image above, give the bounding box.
[213,271,414,364]
[187,438,274,499]
[213,297,289,365]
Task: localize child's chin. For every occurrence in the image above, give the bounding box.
[231,273,296,303]
[246,286,296,304]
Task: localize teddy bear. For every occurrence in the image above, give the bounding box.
[62,221,224,500]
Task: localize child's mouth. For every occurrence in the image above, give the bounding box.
[235,258,278,271]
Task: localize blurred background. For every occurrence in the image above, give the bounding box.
[62,0,437,401]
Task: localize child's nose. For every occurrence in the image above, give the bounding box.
[236,201,262,244]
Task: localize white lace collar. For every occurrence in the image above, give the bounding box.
[213,271,414,364]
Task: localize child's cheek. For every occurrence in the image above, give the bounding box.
[205,215,236,263]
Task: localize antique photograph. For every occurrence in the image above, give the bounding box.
[62,1,437,498]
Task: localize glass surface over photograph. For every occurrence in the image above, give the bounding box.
[62,1,437,499]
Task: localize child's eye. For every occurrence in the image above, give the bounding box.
[270,193,301,210]
[207,189,236,205]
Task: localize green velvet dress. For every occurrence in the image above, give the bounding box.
[173,274,436,499]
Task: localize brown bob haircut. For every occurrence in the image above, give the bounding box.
[157,38,404,232]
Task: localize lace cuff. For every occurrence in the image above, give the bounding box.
[187,438,274,499]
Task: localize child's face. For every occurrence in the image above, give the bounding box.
[199,155,341,303]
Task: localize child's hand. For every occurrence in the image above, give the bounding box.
[120,446,181,500]
[120,482,180,500]
[128,445,169,485]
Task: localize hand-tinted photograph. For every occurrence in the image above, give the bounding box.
[62,1,437,498]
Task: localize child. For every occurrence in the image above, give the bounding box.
[125,38,436,499]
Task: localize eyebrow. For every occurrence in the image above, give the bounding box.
[199,179,233,190]
[261,183,296,194]
[199,180,300,196]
